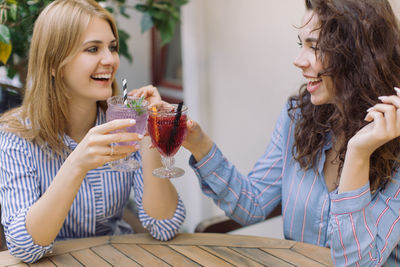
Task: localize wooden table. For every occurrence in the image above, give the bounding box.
[0,233,333,266]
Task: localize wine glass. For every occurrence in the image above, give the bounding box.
[147,103,188,178]
[106,95,148,172]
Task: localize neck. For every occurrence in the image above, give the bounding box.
[67,101,98,143]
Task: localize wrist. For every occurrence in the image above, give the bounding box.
[190,135,213,162]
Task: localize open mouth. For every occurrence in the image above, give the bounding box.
[91,73,112,81]
[306,77,322,85]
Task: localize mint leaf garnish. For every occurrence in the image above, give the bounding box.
[127,96,145,115]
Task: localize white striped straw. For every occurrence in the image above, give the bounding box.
[122,78,127,105]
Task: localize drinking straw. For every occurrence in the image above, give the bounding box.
[122,78,127,105]
[167,102,183,155]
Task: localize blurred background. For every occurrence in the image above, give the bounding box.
[1,0,399,238]
[116,0,305,237]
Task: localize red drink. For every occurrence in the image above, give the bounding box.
[148,113,187,157]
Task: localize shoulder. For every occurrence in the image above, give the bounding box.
[0,129,32,153]
[274,99,300,128]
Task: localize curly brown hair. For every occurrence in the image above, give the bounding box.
[289,0,400,192]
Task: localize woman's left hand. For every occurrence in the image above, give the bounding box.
[348,88,400,156]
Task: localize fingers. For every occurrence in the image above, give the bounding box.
[94,132,144,146]
[92,119,136,134]
[128,85,161,99]
[365,89,400,137]
[105,144,139,156]
[378,95,400,109]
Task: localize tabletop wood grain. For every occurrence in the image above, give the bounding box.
[0,233,333,266]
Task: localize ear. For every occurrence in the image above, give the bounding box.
[51,69,55,77]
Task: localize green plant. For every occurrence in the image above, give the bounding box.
[135,0,188,46]
[0,0,189,95]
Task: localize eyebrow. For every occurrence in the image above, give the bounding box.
[298,35,318,43]
[83,39,117,46]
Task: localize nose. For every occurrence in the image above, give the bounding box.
[101,49,118,66]
[293,49,309,69]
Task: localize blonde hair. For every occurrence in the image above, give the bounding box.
[0,0,119,156]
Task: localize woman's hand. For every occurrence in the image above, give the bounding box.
[66,119,142,173]
[182,119,214,162]
[348,87,400,157]
[128,85,162,106]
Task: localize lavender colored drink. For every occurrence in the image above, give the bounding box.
[106,96,148,171]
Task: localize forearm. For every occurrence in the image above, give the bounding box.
[26,158,86,246]
[141,137,178,219]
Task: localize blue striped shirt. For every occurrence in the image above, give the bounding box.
[0,108,186,263]
[189,105,400,266]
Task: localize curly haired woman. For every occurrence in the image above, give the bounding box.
[180,0,400,265]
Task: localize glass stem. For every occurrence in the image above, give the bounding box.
[162,156,174,171]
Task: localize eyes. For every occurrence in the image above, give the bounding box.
[85,43,118,54]
[297,41,319,51]
[297,36,320,51]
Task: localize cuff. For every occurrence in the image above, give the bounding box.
[137,196,186,241]
[189,144,224,178]
[330,183,371,215]
[5,208,53,263]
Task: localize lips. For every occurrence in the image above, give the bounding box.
[91,73,112,81]
[305,76,322,93]
[307,80,322,93]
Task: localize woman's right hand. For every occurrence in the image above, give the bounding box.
[183,119,214,162]
[66,119,142,173]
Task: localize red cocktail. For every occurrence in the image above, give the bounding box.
[148,103,188,178]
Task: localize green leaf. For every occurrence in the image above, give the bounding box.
[135,4,149,12]
[158,19,175,46]
[0,25,11,44]
[7,66,16,79]
[9,4,18,21]
[118,29,132,63]
[119,6,130,18]
[105,7,114,14]
[127,96,146,115]
[174,0,189,6]
[140,12,153,33]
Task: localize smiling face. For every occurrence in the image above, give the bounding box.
[63,17,119,107]
[293,10,334,105]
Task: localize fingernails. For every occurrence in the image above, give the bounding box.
[138,134,144,139]
[367,107,373,112]
[130,119,136,124]
[395,87,400,94]
[378,96,387,101]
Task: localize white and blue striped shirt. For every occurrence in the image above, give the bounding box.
[0,108,186,263]
[190,104,400,266]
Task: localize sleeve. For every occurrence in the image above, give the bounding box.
[0,131,53,263]
[131,153,186,241]
[188,106,291,225]
[329,172,400,266]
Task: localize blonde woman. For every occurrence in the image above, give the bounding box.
[0,0,185,263]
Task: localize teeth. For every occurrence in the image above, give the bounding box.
[307,77,321,83]
[92,73,111,79]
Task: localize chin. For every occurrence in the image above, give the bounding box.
[98,89,113,101]
[310,96,329,106]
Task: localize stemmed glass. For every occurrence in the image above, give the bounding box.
[106,95,149,172]
[147,103,188,178]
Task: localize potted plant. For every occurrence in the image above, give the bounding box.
[0,0,188,110]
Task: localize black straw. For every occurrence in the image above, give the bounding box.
[167,102,183,155]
